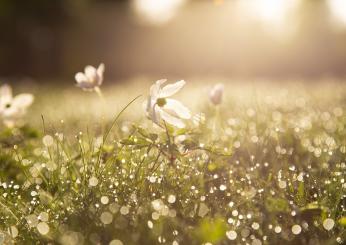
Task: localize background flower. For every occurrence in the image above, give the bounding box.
[75,63,105,91]
[209,83,224,105]
[0,84,34,127]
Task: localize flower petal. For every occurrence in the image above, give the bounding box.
[97,63,105,77]
[165,99,191,119]
[12,94,34,109]
[159,108,185,128]
[96,63,105,86]
[150,79,166,98]
[84,65,97,81]
[209,83,224,105]
[75,72,87,83]
[160,80,186,97]
[152,105,161,125]
[0,84,13,105]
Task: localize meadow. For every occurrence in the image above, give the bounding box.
[0,76,345,245]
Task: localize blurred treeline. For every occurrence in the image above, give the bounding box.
[0,0,346,81]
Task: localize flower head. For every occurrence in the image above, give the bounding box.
[75,63,105,91]
[0,84,34,127]
[146,79,191,128]
[209,83,224,105]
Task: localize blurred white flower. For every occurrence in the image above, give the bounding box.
[0,84,34,127]
[75,63,105,91]
[209,83,224,105]
[146,79,191,128]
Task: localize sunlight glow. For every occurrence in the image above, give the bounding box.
[328,0,346,26]
[133,0,186,25]
[236,0,297,26]
[253,0,289,23]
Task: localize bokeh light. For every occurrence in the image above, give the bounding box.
[133,0,186,25]
[328,0,346,26]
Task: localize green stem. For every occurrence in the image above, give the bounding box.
[96,95,142,174]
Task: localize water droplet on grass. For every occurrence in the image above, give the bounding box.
[37,222,50,235]
[100,212,113,225]
[226,230,237,240]
[89,177,99,187]
[323,218,335,231]
[291,224,302,235]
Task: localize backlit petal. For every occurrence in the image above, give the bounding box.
[150,79,166,98]
[75,72,87,83]
[160,80,185,97]
[160,109,185,128]
[84,65,97,81]
[165,99,191,119]
[0,84,13,105]
[12,94,34,109]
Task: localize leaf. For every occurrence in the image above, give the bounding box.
[193,218,227,243]
[265,197,289,212]
[338,217,346,227]
[296,181,306,206]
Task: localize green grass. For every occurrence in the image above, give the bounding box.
[0,81,345,244]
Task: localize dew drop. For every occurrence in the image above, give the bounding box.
[101,196,109,205]
[274,226,282,233]
[100,212,113,225]
[252,222,260,230]
[291,224,302,235]
[323,218,335,231]
[278,180,287,189]
[42,135,54,147]
[89,177,99,187]
[168,195,176,204]
[148,220,153,229]
[109,239,123,245]
[37,222,50,235]
[219,184,227,191]
[120,206,129,215]
[226,230,237,240]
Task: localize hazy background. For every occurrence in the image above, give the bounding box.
[1,0,346,82]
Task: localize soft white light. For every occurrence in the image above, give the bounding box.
[236,0,297,31]
[133,0,185,24]
[328,0,346,26]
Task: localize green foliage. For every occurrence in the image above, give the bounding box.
[0,85,345,244]
[193,217,227,243]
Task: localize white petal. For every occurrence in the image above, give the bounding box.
[12,94,34,108]
[152,105,161,125]
[96,63,105,86]
[97,63,105,76]
[150,79,166,98]
[0,84,13,104]
[160,80,186,97]
[209,83,224,105]
[75,72,87,83]
[165,99,191,119]
[2,106,21,118]
[159,108,185,128]
[84,65,97,81]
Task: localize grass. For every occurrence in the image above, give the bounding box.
[0,80,345,244]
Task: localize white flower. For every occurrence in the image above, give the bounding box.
[209,83,224,105]
[75,63,105,91]
[0,84,34,127]
[146,79,191,128]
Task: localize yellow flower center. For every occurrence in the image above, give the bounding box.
[156,98,166,107]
